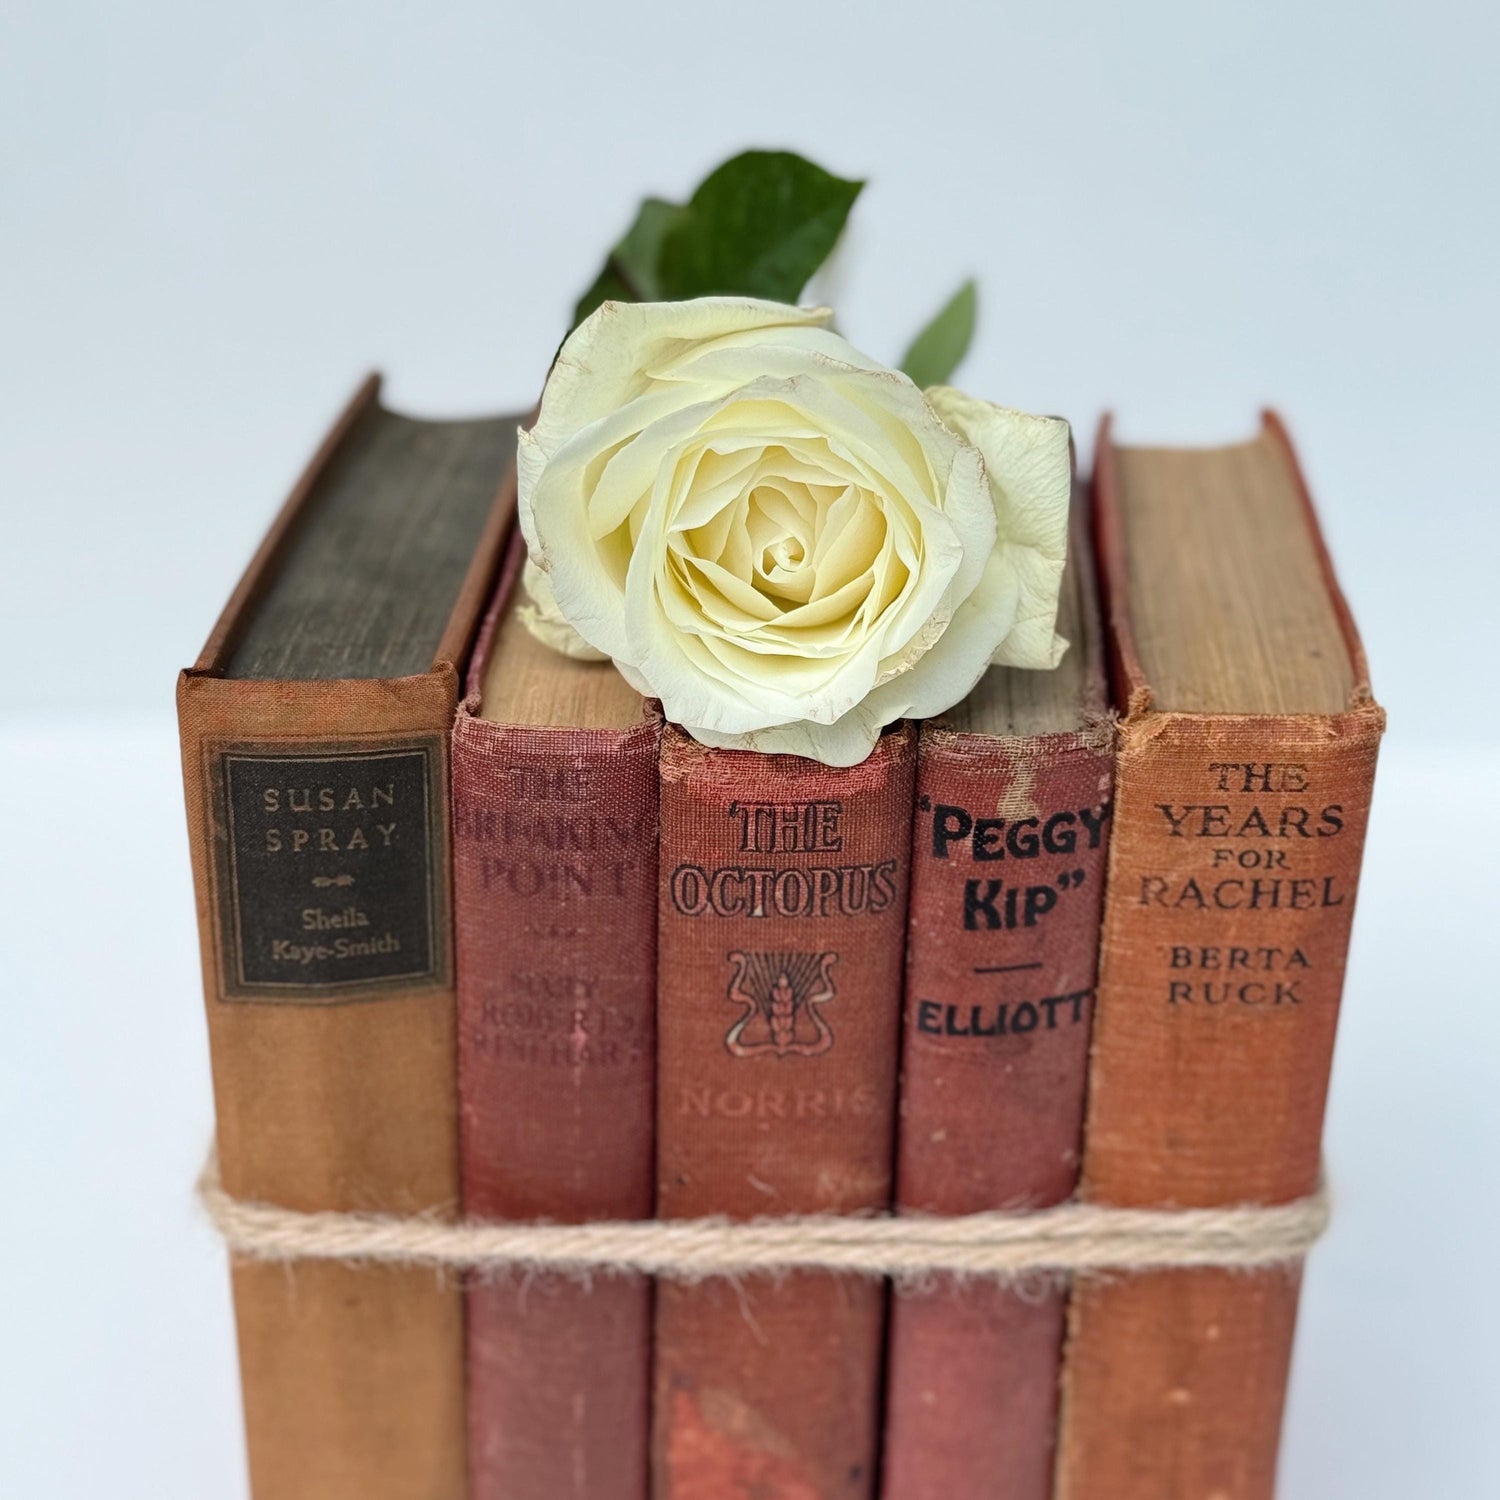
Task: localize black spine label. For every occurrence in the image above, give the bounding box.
[211,738,448,1002]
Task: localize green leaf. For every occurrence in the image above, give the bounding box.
[900,279,978,389]
[656,150,864,302]
[572,197,686,327]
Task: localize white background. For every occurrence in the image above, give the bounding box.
[2,2,1496,1496]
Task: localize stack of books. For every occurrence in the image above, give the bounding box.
[178,375,1383,1500]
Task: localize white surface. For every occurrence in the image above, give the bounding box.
[3,0,1497,1494]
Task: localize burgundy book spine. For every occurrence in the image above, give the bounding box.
[452,590,660,1500]
[652,724,917,1500]
[880,618,1113,1500]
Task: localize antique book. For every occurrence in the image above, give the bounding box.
[881,503,1114,1500]
[452,533,660,1500]
[176,375,519,1500]
[1054,415,1384,1500]
[652,725,917,1500]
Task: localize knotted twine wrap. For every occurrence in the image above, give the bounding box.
[197,1150,1329,1285]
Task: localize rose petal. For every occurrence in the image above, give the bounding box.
[925,387,1071,668]
[516,557,609,661]
[529,299,833,463]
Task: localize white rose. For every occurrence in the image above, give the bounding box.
[517,297,1070,766]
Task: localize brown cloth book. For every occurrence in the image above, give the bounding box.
[177,375,519,1500]
[453,533,660,1500]
[881,504,1114,1500]
[1054,415,1384,1500]
[652,725,917,1500]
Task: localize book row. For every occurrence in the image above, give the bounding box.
[178,375,1383,1500]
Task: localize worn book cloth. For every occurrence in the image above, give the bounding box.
[1054,414,1384,1500]
[453,532,660,1500]
[652,726,916,1500]
[177,375,519,1500]
[883,502,1114,1500]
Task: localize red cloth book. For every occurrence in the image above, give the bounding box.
[453,534,661,1500]
[881,506,1113,1500]
[651,725,917,1500]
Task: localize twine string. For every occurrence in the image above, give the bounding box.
[198,1152,1329,1283]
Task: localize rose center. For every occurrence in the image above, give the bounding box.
[764,535,806,573]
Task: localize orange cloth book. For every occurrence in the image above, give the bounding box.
[1055,414,1384,1500]
[177,376,518,1500]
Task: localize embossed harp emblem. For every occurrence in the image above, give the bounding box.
[724,951,838,1059]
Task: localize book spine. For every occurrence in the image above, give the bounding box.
[176,667,465,1500]
[651,724,917,1500]
[881,726,1113,1500]
[452,711,660,1500]
[1054,706,1383,1500]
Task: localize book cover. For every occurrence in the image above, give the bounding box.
[1053,415,1385,1500]
[881,506,1113,1500]
[177,375,518,1500]
[652,724,916,1500]
[453,534,660,1500]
